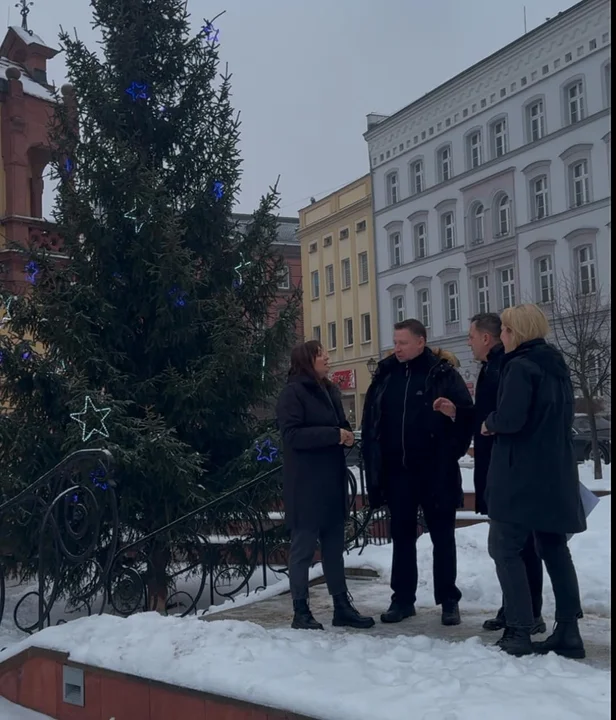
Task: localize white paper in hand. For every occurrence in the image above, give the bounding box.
[567,482,600,541]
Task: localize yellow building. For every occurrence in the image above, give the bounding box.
[298,175,379,429]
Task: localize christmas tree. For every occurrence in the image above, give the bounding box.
[0,1,299,608]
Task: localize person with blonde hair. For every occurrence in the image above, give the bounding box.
[481,303,586,658]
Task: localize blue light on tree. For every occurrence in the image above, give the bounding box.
[89,467,109,491]
[25,261,39,284]
[168,286,187,307]
[255,439,278,463]
[126,82,148,101]
[212,181,224,200]
[202,22,220,42]
[64,158,74,174]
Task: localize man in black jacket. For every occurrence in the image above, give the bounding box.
[361,319,473,626]
[433,313,545,635]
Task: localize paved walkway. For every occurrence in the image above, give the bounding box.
[204,577,611,671]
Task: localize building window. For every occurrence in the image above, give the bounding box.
[445,281,460,323]
[361,312,372,343]
[357,252,369,284]
[537,256,554,303]
[410,160,424,194]
[311,270,320,299]
[417,289,431,328]
[393,295,405,323]
[356,220,367,233]
[309,242,317,254]
[565,80,585,124]
[325,264,335,294]
[341,258,352,290]
[476,274,490,313]
[386,172,399,205]
[531,176,549,220]
[491,118,508,158]
[500,267,516,309]
[277,264,290,289]
[437,145,453,183]
[390,232,402,267]
[605,63,611,106]
[339,228,349,240]
[569,160,590,207]
[312,325,321,342]
[472,204,485,243]
[413,222,427,259]
[527,99,546,141]
[441,212,455,250]
[323,235,333,248]
[496,194,511,236]
[577,245,596,294]
[343,317,354,347]
[327,322,337,350]
[467,131,482,169]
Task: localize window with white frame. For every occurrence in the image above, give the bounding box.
[467,131,482,168]
[565,80,585,124]
[531,175,549,219]
[476,274,490,313]
[393,295,405,323]
[312,326,321,342]
[344,317,354,347]
[577,245,597,294]
[445,281,460,323]
[386,172,399,205]
[357,251,369,284]
[536,256,554,303]
[491,118,508,158]
[410,160,424,194]
[277,264,290,289]
[417,289,431,328]
[472,204,485,243]
[441,212,455,249]
[414,222,427,258]
[438,145,452,182]
[497,195,511,236]
[569,159,590,207]
[341,258,351,289]
[311,270,320,299]
[361,312,372,343]
[390,232,402,267]
[500,267,516,309]
[327,321,337,350]
[325,264,335,294]
[527,99,546,141]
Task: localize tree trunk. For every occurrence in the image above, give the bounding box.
[586,407,603,480]
[147,543,170,614]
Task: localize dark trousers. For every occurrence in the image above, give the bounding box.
[498,534,543,618]
[388,467,461,606]
[288,523,347,601]
[488,521,583,629]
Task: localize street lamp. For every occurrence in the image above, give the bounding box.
[366,357,377,377]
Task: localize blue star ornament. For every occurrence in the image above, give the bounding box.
[70,396,111,442]
[255,439,278,463]
[212,181,224,200]
[125,82,148,102]
[25,260,39,284]
[202,22,220,42]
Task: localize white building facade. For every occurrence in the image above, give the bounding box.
[366,0,611,388]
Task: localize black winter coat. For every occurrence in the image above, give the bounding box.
[360,349,473,511]
[484,339,586,535]
[276,375,351,531]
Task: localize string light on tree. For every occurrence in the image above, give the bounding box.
[202,22,220,42]
[25,260,39,284]
[212,181,224,200]
[124,206,144,233]
[0,295,15,326]
[255,438,278,463]
[233,253,251,288]
[125,81,148,101]
[70,396,111,442]
[168,286,187,307]
[64,158,74,174]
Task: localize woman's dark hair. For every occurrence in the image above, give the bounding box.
[288,340,330,385]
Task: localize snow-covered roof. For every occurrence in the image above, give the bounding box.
[0,56,55,102]
[9,25,52,49]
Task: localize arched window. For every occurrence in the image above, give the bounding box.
[497,194,511,236]
[473,204,484,242]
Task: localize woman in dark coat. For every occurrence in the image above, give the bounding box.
[482,303,586,658]
[276,340,374,631]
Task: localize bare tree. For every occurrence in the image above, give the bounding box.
[549,273,611,479]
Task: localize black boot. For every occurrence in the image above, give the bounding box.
[441,601,461,626]
[291,599,324,631]
[332,593,375,629]
[483,606,506,631]
[380,600,416,624]
[496,627,533,657]
[531,621,585,659]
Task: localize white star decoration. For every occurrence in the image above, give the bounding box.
[0,295,15,326]
[70,396,111,442]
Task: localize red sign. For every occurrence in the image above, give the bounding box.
[330,369,356,391]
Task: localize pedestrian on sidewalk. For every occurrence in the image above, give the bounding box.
[276,340,375,632]
[480,304,586,658]
[433,313,545,637]
[361,319,473,627]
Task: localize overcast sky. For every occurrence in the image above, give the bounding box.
[17,0,579,218]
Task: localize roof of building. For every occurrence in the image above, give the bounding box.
[232,213,299,245]
[9,25,53,49]
[0,56,55,101]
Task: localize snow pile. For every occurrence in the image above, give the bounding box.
[0,697,53,719]
[0,612,610,720]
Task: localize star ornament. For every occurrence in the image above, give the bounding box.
[126,81,148,102]
[70,396,111,442]
[0,295,15,326]
[255,438,278,463]
[233,253,251,288]
[212,181,224,200]
[25,260,39,284]
[202,22,220,42]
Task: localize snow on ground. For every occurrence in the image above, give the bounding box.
[0,697,53,719]
[0,611,610,720]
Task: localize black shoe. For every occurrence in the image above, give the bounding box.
[496,627,533,656]
[441,601,461,626]
[531,621,586,659]
[332,593,375,629]
[531,616,547,635]
[380,600,416,624]
[483,606,506,631]
[291,599,324,631]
